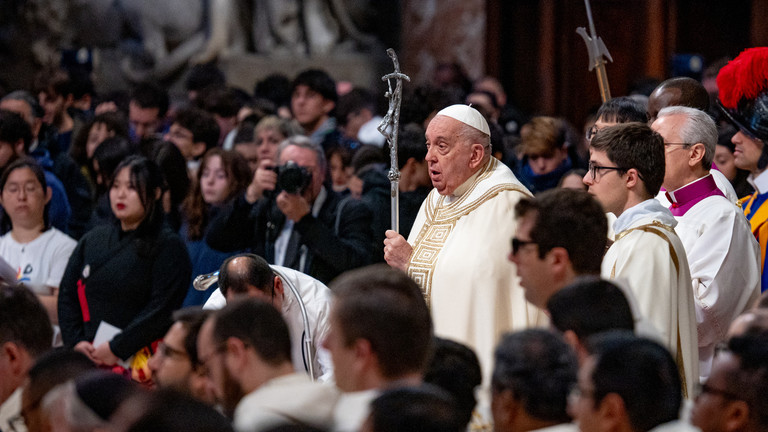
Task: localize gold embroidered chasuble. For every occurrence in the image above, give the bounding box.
[407,158,547,389]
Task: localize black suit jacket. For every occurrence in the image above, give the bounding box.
[207,189,375,283]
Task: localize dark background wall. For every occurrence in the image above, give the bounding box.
[483,0,762,128]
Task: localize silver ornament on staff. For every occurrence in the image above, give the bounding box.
[377,48,411,233]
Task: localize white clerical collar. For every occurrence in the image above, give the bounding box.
[747,169,768,194]
[613,198,677,235]
[446,164,485,204]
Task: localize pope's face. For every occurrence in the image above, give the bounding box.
[424,115,478,196]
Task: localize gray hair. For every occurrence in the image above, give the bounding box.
[656,106,717,169]
[1,90,44,119]
[255,115,303,139]
[43,381,108,432]
[277,135,327,171]
[456,122,491,155]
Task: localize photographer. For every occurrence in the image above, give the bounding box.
[206,136,375,283]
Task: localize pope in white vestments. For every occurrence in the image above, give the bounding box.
[407,156,544,380]
[384,105,546,430]
[602,198,699,398]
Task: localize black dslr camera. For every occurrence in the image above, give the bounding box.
[272,161,312,194]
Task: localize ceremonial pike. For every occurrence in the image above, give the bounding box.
[377,48,410,233]
[577,0,613,102]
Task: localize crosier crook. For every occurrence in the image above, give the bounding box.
[377,48,411,233]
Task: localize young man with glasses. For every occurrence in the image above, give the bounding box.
[717,47,768,293]
[652,106,760,381]
[583,122,699,399]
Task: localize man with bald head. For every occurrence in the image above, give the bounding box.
[202,253,334,382]
[384,104,544,428]
[647,76,710,123]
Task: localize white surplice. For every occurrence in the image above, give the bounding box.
[204,265,334,382]
[407,157,546,401]
[671,194,760,379]
[602,199,699,399]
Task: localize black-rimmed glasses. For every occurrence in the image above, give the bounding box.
[156,341,188,360]
[588,161,625,179]
[511,238,537,255]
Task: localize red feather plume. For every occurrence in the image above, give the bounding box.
[717,47,768,109]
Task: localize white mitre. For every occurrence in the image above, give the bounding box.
[436,104,491,136]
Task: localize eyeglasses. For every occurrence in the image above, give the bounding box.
[3,183,43,195]
[696,383,742,401]
[156,341,188,360]
[664,142,694,148]
[588,161,625,179]
[586,125,602,142]
[511,237,537,255]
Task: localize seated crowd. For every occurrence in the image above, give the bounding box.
[2,46,768,432]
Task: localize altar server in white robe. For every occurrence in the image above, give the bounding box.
[583,122,699,398]
[384,105,545,427]
[652,106,760,381]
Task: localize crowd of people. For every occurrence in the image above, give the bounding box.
[1,40,768,432]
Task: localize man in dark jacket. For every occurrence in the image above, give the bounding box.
[207,136,374,283]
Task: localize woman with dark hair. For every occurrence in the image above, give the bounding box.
[87,136,137,229]
[0,157,76,323]
[180,148,250,306]
[70,111,130,188]
[59,156,191,373]
[148,140,190,231]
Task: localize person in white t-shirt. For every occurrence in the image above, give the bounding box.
[0,158,76,323]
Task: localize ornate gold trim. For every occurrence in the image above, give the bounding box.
[408,159,531,306]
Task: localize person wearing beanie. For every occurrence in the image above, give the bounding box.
[717,47,768,292]
[383,104,547,429]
